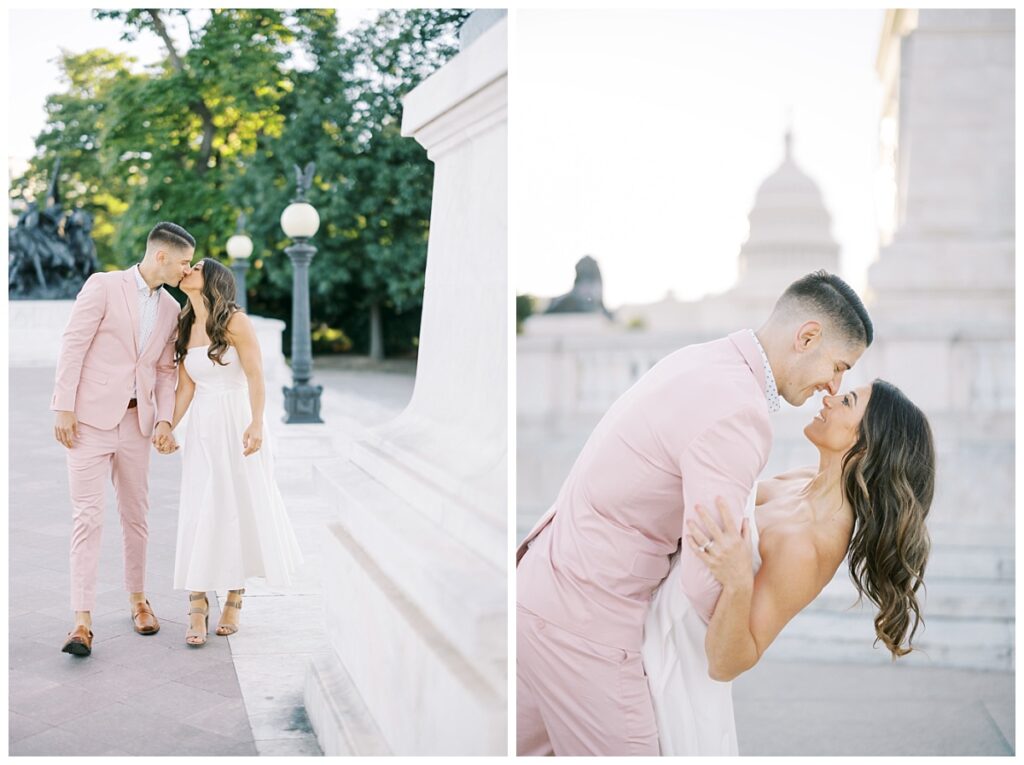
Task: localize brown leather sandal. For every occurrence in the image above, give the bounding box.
[215,588,245,636]
[61,625,93,656]
[130,598,160,635]
[185,593,209,647]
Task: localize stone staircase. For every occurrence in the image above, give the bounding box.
[308,451,506,755]
[770,525,1015,671]
[314,456,506,680]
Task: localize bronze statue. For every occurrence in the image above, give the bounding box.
[545,255,611,316]
[292,162,315,202]
[9,158,99,299]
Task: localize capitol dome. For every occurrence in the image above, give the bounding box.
[735,130,840,299]
[753,132,826,204]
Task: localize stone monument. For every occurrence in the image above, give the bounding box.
[545,255,611,316]
[9,158,99,299]
[304,11,508,755]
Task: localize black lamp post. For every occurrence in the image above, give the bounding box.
[226,213,252,311]
[281,163,324,424]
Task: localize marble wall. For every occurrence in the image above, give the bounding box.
[305,13,508,755]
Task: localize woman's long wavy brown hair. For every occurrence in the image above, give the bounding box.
[173,258,240,367]
[842,379,935,658]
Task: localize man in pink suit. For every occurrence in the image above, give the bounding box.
[52,221,196,656]
[516,271,873,755]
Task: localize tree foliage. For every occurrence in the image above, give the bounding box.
[10,8,471,357]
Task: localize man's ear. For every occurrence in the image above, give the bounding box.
[795,320,822,351]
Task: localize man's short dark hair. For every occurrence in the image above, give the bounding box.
[147,221,196,251]
[777,269,873,347]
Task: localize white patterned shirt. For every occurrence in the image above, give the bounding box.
[132,264,161,397]
[748,329,781,414]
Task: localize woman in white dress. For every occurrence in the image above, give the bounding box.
[166,258,303,646]
[643,380,936,754]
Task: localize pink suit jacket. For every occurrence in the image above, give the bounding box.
[516,329,773,651]
[51,269,180,437]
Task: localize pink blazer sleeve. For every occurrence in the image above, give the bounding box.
[51,274,107,413]
[677,404,767,624]
[153,308,178,425]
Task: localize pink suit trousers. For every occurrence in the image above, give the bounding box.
[53,269,180,611]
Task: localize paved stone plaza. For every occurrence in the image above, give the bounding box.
[9,363,414,756]
[9,354,1014,757]
[733,655,1014,755]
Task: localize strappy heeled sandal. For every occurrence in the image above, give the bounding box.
[215,588,245,636]
[185,592,209,647]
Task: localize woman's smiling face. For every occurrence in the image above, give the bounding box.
[804,384,873,454]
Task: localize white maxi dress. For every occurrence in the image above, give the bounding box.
[173,345,303,591]
[642,493,762,755]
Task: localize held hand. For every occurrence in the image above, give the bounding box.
[242,422,263,456]
[152,421,179,454]
[686,496,754,592]
[54,411,79,449]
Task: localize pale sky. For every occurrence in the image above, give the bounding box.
[9,7,888,306]
[7,8,379,178]
[513,9,886,308]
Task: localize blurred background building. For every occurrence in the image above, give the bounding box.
[517,8,1014,671]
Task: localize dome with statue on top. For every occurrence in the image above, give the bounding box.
[735,129,839,298]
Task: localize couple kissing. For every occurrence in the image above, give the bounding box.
[53,221,302,656]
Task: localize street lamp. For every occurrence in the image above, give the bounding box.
[281,162,323,424]
[226,213,253,311]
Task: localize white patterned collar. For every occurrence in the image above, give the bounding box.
[133,264,158,297]
[749,330,781,414]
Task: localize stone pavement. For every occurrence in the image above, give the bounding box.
[226,360,415,757]
[9,361,415,756]
[733,656,1014,755]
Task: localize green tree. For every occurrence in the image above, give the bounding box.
[516,294,537,334]
[10,8,470,360]
[10,48,141,256]
[91,9,294,263]
[263,8,469,359]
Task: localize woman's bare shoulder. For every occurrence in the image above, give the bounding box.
[756,465,815,503]
[775,464,817,481]
[226,310,254,336]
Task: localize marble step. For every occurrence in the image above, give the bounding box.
[923,542,1014,581]
[316,520,506,753]
[268,426,336,485]
[769,610,1014,672]
[806,576,1014,620]
[349,437,505,564]
[305,654,391,756]
[314,458,505,688]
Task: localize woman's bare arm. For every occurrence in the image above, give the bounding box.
[704,533,820,681]
[171,359,196,431]
[227,311,265,455]
[688,497,822,682]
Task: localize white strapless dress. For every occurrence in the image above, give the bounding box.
[173,345,303,591]
[642,492,762,755]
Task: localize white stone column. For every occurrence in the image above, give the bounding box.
[866,9,1014,530]
[305,15,507,755]
[869,10,1014,336]
[768,9,1016,671]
